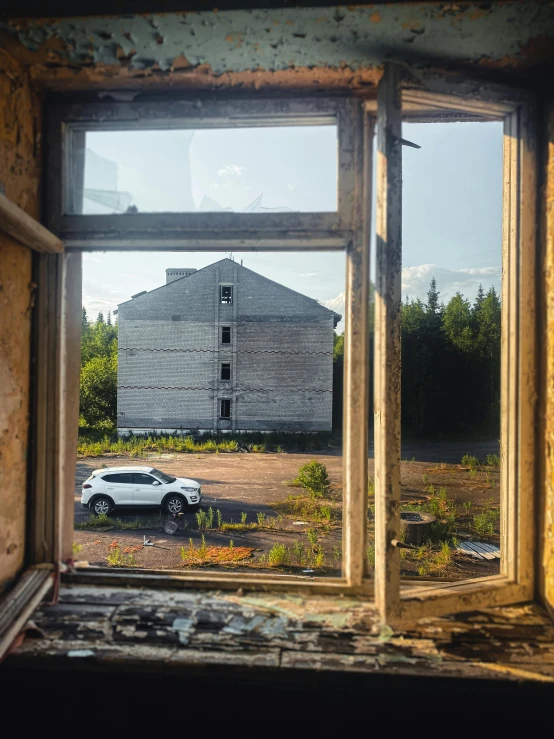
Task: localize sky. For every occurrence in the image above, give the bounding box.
[81,119,503,331]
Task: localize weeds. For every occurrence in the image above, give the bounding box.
[207,507,214,528]
[463,501,472,516]
[240,512,247,525]
[76,513,162,531]
[220,522,258,532]
[257,512,266,526]
[273,495,341,524]
[217,509,223,529]
[268,543,289,566]
[473,508,499,538]
[72,542,83,556]
[415,542,452,577]
[486,453,500,468]
[367,544,375,568]
[461,453,479,470]
[292,460,331,499]
[107,544,138,567]
[77,513,111,529]
[179,537,252,565]
[77,430,339,457]
[196,509,209,530]
[368,478,375,497]
[306,528,319,547]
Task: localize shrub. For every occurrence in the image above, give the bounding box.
[293,460,330,499]
[486,453,500,468]
[461,453,479,470]
[268,543,290,566]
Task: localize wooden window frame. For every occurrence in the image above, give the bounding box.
[45,96,359,250]
[11,71,536,622]
[41,92,370,597]
[371,68,537,623]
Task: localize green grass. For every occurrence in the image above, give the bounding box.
[77,430,339,457]
[461,453,479,470]
[472,508,499,538]
[273,495,341,524]
[220,522,259,533]
[76,513,163,531]
[107,547,138,567]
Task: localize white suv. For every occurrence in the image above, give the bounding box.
[81,466,202,517]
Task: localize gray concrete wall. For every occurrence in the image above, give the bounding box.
[117,259,335,432]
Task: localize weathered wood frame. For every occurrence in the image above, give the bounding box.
[45,93,372,595]
[38,78,537,618]
[45,96,359,249]
[0,195,70,658]
[372,69,537,623]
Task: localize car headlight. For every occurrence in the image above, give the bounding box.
[181,487,199,492]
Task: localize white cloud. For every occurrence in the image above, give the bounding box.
[287,183,296,191]
[82,254,104,264]
[217,164,245,177]
[301,272,319,278]
[401,264,501,303]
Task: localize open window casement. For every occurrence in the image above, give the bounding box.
[372,65,537,623]
[0,193,76,660]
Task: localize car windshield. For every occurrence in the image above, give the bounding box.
[151,468,176,484]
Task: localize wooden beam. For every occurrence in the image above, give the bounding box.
[374,63,403,623]
[0,193,63,254]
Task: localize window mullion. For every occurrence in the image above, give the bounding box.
[342,100,369,589]
[374,64,403,622]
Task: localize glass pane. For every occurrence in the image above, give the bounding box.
[75,250,345,578]
[70,126,338,214]
[398,118,503,582]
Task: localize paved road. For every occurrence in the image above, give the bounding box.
[369,440,500,464]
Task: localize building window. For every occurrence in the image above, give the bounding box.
[221,326,231,344]
[220,363,231,381]
[220,286,233,305]
[220,399,231,419]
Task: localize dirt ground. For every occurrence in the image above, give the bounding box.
[73,450,500,580]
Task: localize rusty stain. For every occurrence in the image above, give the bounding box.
[370,12,382,24]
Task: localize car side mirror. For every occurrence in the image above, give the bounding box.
[152,481,161,486]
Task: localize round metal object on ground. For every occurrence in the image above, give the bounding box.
[400,511,436,545]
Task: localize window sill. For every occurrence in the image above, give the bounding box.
[4,580,554,684]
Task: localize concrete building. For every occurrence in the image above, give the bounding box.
[116,259,340,434]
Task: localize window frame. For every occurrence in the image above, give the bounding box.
[45,96,359,250]
[220,326,232,345]
[219,398,232,420]
[220,362,232,382]
[28,72,537,621]
[370,67,537,623]
[41,91,369,596]
[220,285,233,305]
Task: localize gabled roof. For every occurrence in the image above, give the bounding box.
[118,258,342,326]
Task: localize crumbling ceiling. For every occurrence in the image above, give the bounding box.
[1,2,553,91]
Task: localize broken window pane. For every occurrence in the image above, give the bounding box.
[70,125,338,214]
[220,286,233,305]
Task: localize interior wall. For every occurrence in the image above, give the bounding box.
[0,48,41,594]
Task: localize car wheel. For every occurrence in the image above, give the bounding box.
[90,496,113,516]
[164,494,186,514]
